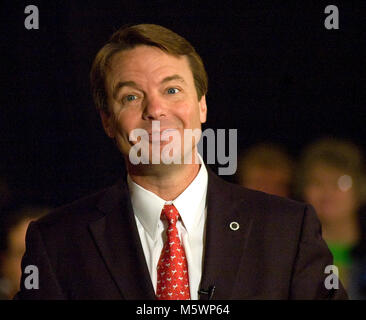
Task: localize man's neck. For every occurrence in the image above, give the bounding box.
[127,161,201,201]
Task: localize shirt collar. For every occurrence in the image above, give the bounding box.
[127,153,208,240]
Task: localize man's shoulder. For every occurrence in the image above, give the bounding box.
[208,171,307,215]
[235,182,305,217]
[207,173,316,248]
[33,184,119,231]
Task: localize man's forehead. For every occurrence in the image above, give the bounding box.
[107,46,191,81]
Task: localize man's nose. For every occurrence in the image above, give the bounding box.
[142,95,166,120]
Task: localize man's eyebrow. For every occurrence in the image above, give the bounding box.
[160,74,186,84]
[112,81,139,99]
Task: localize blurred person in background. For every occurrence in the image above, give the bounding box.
[0,206,49,299]
[297,137,366,299]
[236,143,295,198]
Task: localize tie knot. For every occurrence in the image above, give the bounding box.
[161,204,179,226]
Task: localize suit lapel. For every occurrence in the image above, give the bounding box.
[89,180,156,300]
[199,168,254,300]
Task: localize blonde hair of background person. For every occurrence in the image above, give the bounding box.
[297,138,366,207]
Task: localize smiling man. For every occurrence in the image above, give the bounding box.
[15,24,348,300]
[100,43,206,194]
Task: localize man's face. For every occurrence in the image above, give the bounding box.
[101,45,207,165]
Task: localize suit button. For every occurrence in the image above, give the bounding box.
[229,221,240,231]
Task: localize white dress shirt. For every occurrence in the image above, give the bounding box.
[127,154,208,300]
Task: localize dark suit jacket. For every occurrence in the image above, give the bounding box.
[14,167,348,299]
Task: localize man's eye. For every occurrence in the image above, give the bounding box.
[123,95,138,103]
[167,88,180,94]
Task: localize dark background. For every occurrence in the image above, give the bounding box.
[0,1,365,207]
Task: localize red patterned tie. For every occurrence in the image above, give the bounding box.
[156,204,190,300]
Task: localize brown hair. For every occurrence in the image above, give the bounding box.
[90,24,208,114]
[296,137,366,203]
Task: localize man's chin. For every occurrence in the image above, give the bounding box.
[127,152,199,166]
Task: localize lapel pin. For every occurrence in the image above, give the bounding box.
[229,221,240,231]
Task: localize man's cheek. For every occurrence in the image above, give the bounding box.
[116,131,131,146]
[115,136,133,157]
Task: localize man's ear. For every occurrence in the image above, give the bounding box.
[198,95,207,124]
[100,110,115,138]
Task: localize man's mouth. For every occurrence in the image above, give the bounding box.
[147,129,179,142]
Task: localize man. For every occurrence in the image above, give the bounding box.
[14,24,347,299]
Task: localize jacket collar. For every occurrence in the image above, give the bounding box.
[90,179,156,299]
[199,166,254,300]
